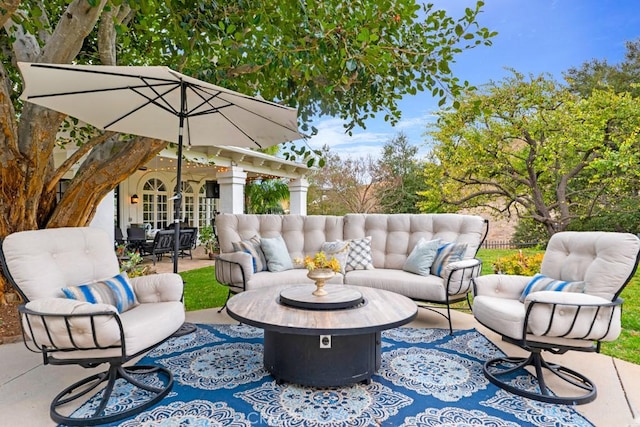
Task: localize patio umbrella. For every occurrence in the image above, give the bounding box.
[18,62,303,274]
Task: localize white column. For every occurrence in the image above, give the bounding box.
[288,177,309,215]
[218,166,247,214]
[89,190,115,240]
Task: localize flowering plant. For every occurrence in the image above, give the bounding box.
[492,250,544,275]
[295,251,341,273]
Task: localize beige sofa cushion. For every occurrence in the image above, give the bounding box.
[247,269,344,291]
[217,214,345,260]
[345,269,448,301]
[343,214,486,269]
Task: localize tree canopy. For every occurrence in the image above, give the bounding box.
[421,70,640,236]
[0,0,495,241]
[374,132,425,214]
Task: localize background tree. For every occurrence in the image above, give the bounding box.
[564,38,640,98]
[420,70,640,237]
[374,132,425,213]
[562,38,640,233]
[0,0,495,240]
[245,179,289,214]
[307,146,379,214]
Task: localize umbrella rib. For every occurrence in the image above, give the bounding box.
[25,82,177,100]
[186,84,301,141]
[102,82,181,129]
[29,63,180,83]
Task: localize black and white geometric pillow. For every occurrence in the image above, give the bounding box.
[346,236,375,271]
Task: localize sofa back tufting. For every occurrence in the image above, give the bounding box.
[217,213,487,268]
[343,214,486,269]
[217,214,345,261]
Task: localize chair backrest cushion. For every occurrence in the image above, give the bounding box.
[2,227,120,302]
[540,231,640,301]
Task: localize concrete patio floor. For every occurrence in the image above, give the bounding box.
[1,251,639,426]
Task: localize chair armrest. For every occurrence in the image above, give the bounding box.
[524,291,622,341]
[443,258,482,295]
[215,251,253,291]
[20,298,124,354]
[472,274,531,300]
[130,273,183,303]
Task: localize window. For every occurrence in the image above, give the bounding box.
[179,182,195,226]
[142,178,168,229]
[198,185,218,229]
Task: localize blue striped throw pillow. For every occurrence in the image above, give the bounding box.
[232,235,267,273]
[430,242,468,277]
[519,273,586,303]
[61,271,138,313]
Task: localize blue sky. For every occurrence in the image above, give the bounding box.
[306,0,640,159]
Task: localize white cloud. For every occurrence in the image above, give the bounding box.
[306,112,436,160]
[307,118,393,158]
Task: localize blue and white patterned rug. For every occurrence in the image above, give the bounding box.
[68,324,593,426]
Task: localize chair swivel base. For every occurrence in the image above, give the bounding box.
[483,352,597,405]
[50,364,173,426]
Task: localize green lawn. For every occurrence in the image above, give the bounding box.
[179,266,229,311]
[181,252,640,365]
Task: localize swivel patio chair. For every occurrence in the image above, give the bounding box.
[472,231,640,405]
[0,227,186,425]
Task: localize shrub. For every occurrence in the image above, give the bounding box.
[492,250,544,275]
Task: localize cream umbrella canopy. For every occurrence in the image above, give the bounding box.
[18,62,303,273]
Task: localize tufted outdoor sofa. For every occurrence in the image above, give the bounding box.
[215,213,488,332]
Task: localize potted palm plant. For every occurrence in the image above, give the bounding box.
[199,224,218,259]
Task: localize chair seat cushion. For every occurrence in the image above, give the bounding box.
[61,272,138,313]
[473,295,526,340]
[50,301,185,360]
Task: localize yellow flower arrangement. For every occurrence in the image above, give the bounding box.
[295,251,341,273]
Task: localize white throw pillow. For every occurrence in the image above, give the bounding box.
[260,235,294,272]
[403,238,441,276]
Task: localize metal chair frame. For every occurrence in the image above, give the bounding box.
[0,238,177,426]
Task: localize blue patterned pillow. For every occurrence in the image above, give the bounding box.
[430,242,468,278]
[61,271,138,313]
[232,235,267,273]
[519,273,586,303]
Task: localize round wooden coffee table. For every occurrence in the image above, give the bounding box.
[226,284,417,387]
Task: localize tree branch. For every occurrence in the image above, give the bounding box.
[45,131,115,194]
[41,0,107,63]
[0,0,21,28]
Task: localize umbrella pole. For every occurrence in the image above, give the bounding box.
[172,81,196,338]
[173,82,186,275]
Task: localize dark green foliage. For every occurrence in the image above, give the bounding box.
[375,132,426,214]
